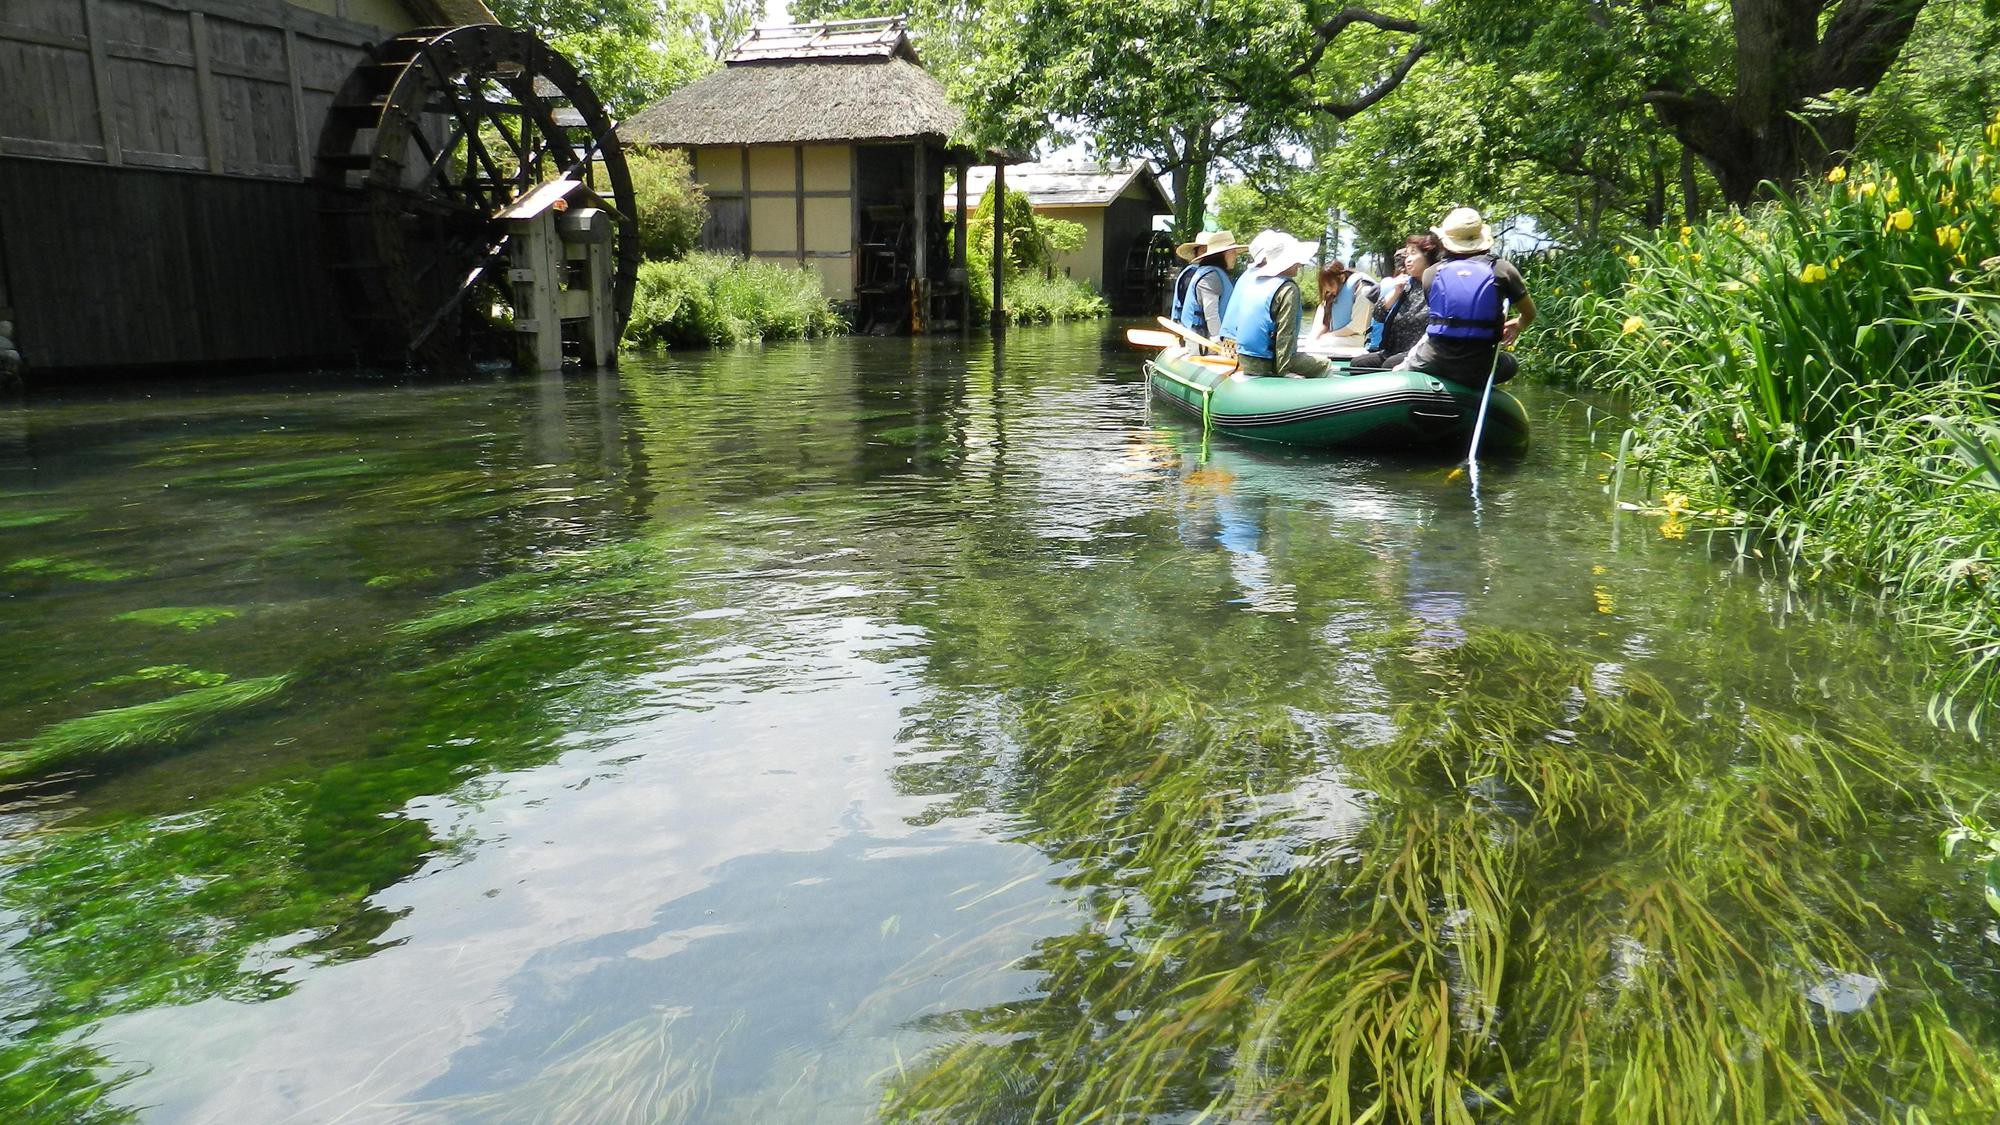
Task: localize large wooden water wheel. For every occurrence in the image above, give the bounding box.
[314,24,639,370]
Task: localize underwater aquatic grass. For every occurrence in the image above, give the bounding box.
[5,556,146,582]
[884,628,2000,1123]
[113,606,238,631]
[0,674,290,782]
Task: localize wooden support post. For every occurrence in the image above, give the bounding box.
[912,143,929,282]
[189,12,225,174]
[911,142,929,334]
[740,146,752,257]
[955,158,968,335]
[562,211,618,368]
[990,161,1006,334]
[794,144,806,268]
[80,0,121,165]
[508,213,565,373]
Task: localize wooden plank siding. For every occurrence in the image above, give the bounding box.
[1,0,389,179]
[0,157,356,368]
[0,0,425,370]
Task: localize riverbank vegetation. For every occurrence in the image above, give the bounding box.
[963,184,1110,324]
[1519,115,2000,724]
[624,255,846,347]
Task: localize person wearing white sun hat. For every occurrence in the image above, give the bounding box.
[1226,233,1330,378]
[1217,229,1287,349]
[1395,206,1536,384]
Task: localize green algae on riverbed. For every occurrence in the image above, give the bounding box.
[0,330,1997,1121]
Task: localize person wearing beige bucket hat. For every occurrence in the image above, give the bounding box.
[1395,206,1536,384]
[1169,230,1245,348]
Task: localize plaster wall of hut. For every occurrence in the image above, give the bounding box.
[622,18,1010,334]
[963,161,1175,314]
[0,0,494,376]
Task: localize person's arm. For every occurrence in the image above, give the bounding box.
[1308,293,1330,337]
[1496,259,1535,346]
[1272,280,1301,370]
[1197,273,1226,341]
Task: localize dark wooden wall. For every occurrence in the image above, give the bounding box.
[0,0,412,373]
[0,158,355,369]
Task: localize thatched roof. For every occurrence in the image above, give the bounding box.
[620,56,965,148]
[963,161,1173,211]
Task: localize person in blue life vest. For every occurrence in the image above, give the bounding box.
[1217,229,1284,351]
[1308,260,1376,344]
[1169,229,1244,350]
[1396,207,1536,384]
[1228,233,1331,378]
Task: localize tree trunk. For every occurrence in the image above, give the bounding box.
[1679,144,1700,219]
[1645,138,1666,229]
[1177,152,1210,239]
[1646,0,1927,204]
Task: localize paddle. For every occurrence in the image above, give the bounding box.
[1154,315,1224,354]
[1123,327,1179,350]
[1464,345,1503,466]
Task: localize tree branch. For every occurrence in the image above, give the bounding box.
[1291,7,1425,78]
[1813,0,1929,91]
[1311,39,1429,118]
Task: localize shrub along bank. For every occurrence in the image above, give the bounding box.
[963,183,1112,324]
[624,255,846,348]
[1523,114,2000,722]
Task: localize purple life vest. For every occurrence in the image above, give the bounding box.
[1427,256,1504,341]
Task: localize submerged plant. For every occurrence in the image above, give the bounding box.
[0,674,290,782]
[883,629,2000,1122]
[113,606,239,631]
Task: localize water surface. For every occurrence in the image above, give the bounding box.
[2,325,1996,1121]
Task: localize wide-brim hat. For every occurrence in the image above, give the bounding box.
[1175,229,1244,263]
[1433,207,1494,254]
[1254,234,1320,277]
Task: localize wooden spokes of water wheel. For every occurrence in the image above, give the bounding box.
[314,24,639,371]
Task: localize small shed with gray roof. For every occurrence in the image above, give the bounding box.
[962,161,1174,313]
[622,17,1012,334]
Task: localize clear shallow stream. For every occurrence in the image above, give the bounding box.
[2,323,1997,1122]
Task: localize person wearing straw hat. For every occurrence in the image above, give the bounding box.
[1169,230,1244,349]
[1396,206,1535,384]
[1226,233,1330,378]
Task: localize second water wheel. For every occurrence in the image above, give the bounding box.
[313,24,639,371]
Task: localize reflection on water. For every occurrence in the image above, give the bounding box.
[0,325,1995,1121]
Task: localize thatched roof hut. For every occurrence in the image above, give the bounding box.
[622,20,964,149]
[621,58,963,148]
[622,18,1012,334]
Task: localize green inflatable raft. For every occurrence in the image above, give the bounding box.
[1145,347,1531,455]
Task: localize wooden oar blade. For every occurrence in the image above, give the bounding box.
[1124,328,1178,350]
[1154,315,1222,353]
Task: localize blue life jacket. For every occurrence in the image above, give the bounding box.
[1218,269,1256,342]
[1366,287,1396,350]
[1427,256,1504,341]
[1171,263,1232,336]
[1323,275,1359,334]
[1230,273,1298,361]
